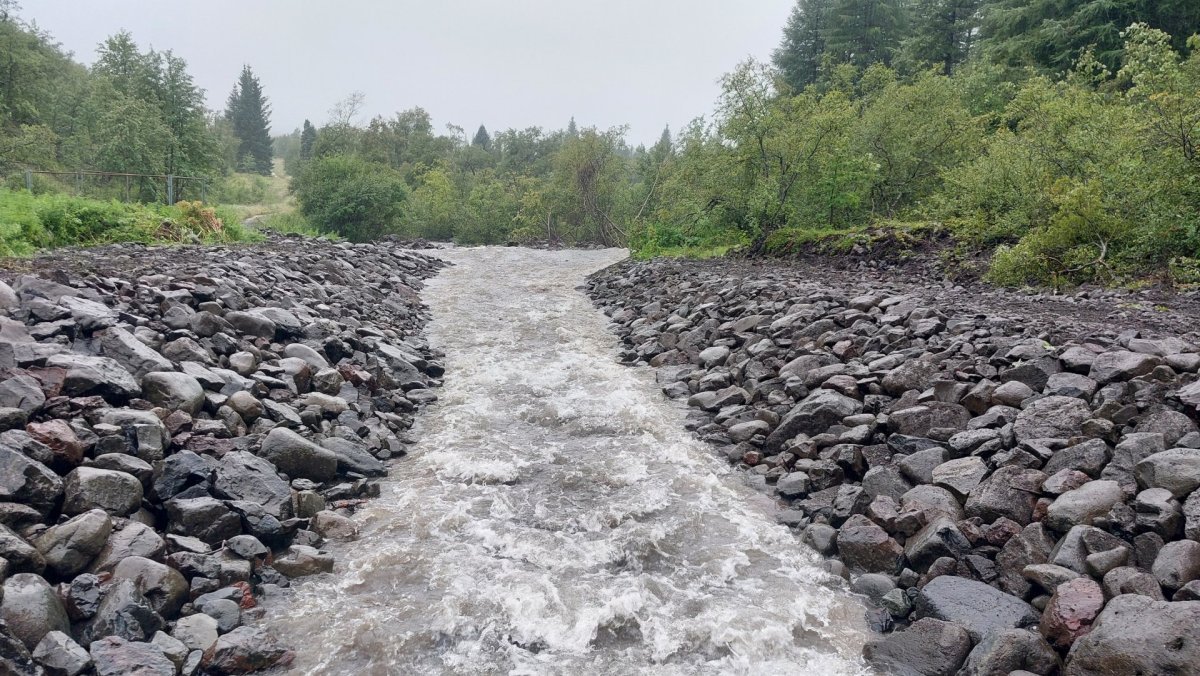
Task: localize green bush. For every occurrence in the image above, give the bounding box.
[259,211,334,239]
[211,173,269,205]
[291,154,408,241]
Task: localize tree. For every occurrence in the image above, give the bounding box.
[899,0,981,75]
[299,120,317,161]
[566,116,578,137]
[224,65,273,174]
[471,124,492,150]
[824,0,906,70]
[292,154,408,240]
[774,0,833,91]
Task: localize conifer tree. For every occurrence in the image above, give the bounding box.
[224,65,273,174]
[299,119,317,161]
[472,124,492,150]
[774,0,833,91]
[824,0,906,70]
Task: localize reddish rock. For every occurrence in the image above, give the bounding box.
[742,450,762,466]
[1040,577,1104,649]
[202,626,291,674]
[26,419,85,466]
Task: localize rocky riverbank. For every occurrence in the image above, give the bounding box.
[0,235,446,675]
[587,257,1200,676]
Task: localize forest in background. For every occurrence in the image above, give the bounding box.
[2,1,1200,287]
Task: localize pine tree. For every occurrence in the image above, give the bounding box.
[824,0,906,70]
[224,65,273,175]
[299,119,317,161]
[472,124,492,150]
[774,0,834,91]
[566,117,578,137]
[901,0,981,75]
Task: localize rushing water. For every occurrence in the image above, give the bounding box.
[266,247,871,675]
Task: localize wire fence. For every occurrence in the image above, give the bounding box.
[20,170,212,205]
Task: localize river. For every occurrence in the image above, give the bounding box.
[265,246,871,675]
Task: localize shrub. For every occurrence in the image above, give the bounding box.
[291,154,408,241]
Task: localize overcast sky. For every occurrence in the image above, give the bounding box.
[25,0,793,146]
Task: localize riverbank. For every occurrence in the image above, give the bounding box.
[0,234,445,674]
[587,256,1200,675]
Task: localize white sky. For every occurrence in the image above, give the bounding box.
[24,0,794,145]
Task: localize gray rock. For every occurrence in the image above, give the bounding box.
[1134,487,1182,538]
[1102,566,1164,600]
[863,617,971,676]
[89,636,174,676]
[961,627,1061,676]
[1064,595,1200,675]
[45,353,140,400]
[898,447,948,485]
[141,372,205,415]
[1045,480,1123,532]
[97,327,174,379]
[319,437,386,477]
[225,391,263,422]
[0,376,45,414]
[0,444,62,513]
[212,451,292,519]
[0,574,69,649]
[1044,439,1112,479]
[931,456,988,499]
[1137,410,1199,446]
[1049,525,1132,575]
[165,496,241,546]
[1151,540,1200,592]
[172,613,218,652]
[0,524,44,574]
[1013,396,1092,443]
[1135,448,1200,497]
[1022,563,1082,593]
[765,390,862,450]
[150,631,188,669]
[836,515,903,575]
[889,403,970,438]
[88,520,165,573]
[914,575,1039,641]
[272,544,333,577]
[34,509,112,578]
[1089,351,1160,385]
[776,471,810,498]
[32,630,91,676]
[201,625,289,674]
[905,516,970,569]
[111,556,189,618]
[62,467,142,516]
[259,428,337,482]
[965,466,1046,525]
[78,578,163,644]
[153,451,212,502]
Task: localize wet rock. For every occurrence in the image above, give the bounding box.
[863,617,971,676]
[89,520,165,573]
[914,575,1038,641]
[0,523,44,574]
[89,636,175,676]
[45,353,140,400]
[961,628,1061,676]
[1064,595,1200,675]
[1101,566,1164,600]
[965,466,1046,525]
[34,508,111,577]
[836,515,903,575]
[1049,525,1132,576]
[319,437,386,477]
[97,327,174,379]
[0,444,63,512]
[32,630,91,676]
[173,613,219,652]
[212,452,292,519]
[1089,351,1160,385]
[1045,480,1123,532]
[1041,577,1105,650]
[78,578,163,644]
[905,516,969,570]
[111,556,189,618]
[931,456,988,499]
[141,372,205,415]
[0,376,45,414]
[0,574,69,649]
[765,390,862,450]
[166,496,241,546]
[201,625,289,674]
[271,545,333,577]
[62,467,142,516]
[258,428,337,482]
[310,510,359,541]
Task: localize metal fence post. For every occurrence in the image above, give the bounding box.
[23,170,32,192]
[167,175,175,205]
[75,171,82,195]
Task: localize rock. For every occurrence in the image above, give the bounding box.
[1151,540,1200,592]
[32,630,91,676]
[776,471,810,498]
[78,578,163,644]
[197,598,240,634]
[1044,439,1111,479]
[319,437,386,477]
[62,467,142,516]
[1013,396,1092,443]
[993,380,1035,407]
[174,613,219,652]
[851,573,896,604]
[882,359,939,396]
[258,428,337,482]
[931,456,988,499]
[898,447,948,485]
[1135,448,1200,497]
[765,390,862,450]
[863,617,971,676]
[89,636,175,676]
[0,574,69,649]
[0,524,44,574]
[961,628,1061,676]
[88,520,165,573]
[836,515,903,575]
[1049,525,1131,576]
[271,545,333,577]
[97,327,173,379]
[889,403,970,438]
[224,535,268,561]
[1064,595,1200,675]
[45,353,140,400]
[914,575,1038,641]
[1022,563,1083,593]
[201,625,289,674]
[1101,566,1164,600]
[1045,480,1123,532]
[153,450,212,502]
[1137,410,1199,446]
[1040,577,1105,650]
[34,509,111,578]
[166,496,241,546]
[225,391,263,422]
[0,376,45,414]
[687,386,748,412]
[141,372,205,415]
[111,556,189,618]
[965,466,1046,525]
[905,516,970,570]
[212,452,292,519]
[1133,487,1182,537]
[310,510,359,541]
[1089,351,1160,385]
[0,444,62,512]
[150,631,188,669]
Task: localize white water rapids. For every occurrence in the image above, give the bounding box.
[265,247,872,675]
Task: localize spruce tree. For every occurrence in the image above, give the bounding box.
[824,0,906,70]
[299,119,317,161]
[774,0,833,91]
[901,0,980,75]
[224,65,273,175]
[472,124,492,150]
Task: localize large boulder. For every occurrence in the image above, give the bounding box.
[31,630,91,676]
[836,515,903,575]
[88,520,166,573]
[89,636,175,676]
[1040,577,1105,650]
[0,376,45,414]
[212,452,292,519]
[110,556,189,618]
[960,627,1061,676]
[1089,351,1160,385]
[0,444,62,513]
[77,578,163,645]
[141,372,205,415]
[0,574,69,649]
[1064,595,1200,675]
[319,438,386,477]
[97,327,173,379]
[34,509,112,578]
[45,353,140,400]
[765,390,862,451]
[259,428,337,482]
[62,467,142,516]
[965,466,1046,525]
[1135,448,1200,498]
[863,618,971,676]
[1013,396,1092,442]
[1045,480,1124,532]
[914,575,1039,641]
[201,625,290,674]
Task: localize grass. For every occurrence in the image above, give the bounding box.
[256,211,340,240]
[214,159,295,223]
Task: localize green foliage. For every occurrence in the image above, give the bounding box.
[225,66,273,175]
[291,154,408,241]
[258,211,333,239]
[211,173,269,205]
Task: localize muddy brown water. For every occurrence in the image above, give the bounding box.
[264,247,871,675]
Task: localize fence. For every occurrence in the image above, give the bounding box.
[21,170,211,205]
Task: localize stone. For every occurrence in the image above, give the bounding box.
[197,598,240,634]
[1044,439,1112,479]
[62,467,142,516]
[1040,577,1105,650]
[0,574,69,649]
[914,575,1038,641]
[32,630,91,676]
[1134,487,1182,538]
[765,390,862,450]
[212,452,292,519]
[166,496,241,546]
[0,444,62,512]
[931,456,988,499]
[1137,410,1199,446]
[201,625,289,674]
[1102,567,1164,601]
[45,353,140,400]
[34,508,111,578]
[319,437,386,477]
[173,613,219,652]
[97,327,173,379]
[1064,595,1200,676]
[1022,563,1082,593]
[993,380,1034,407]
[1045,480,1123,532]
[889,403,970,438]
[258,428,337,482]
[1151,540,1200,592]
[965,466,1046,525]
[141,372,205,415]
[0,376,45,414]
[1089,350,1160,385]
[150,631,188,669]
[1135,448,1200,497]
[776,471,810,498]
[863,618,971,676]
[153,450,212,502]
[836,515,903,575]
[225,391,263,422]
[897,447,948,485]
[1013,396,1092,443]
[0,524,44,574]
[89,636,175,676]
[271,545,333,577]
[111,556,189,618]
[1049,525,1132,576]
[89,520,166,573]
[310,510,359,541]
[905,516,970,570]
[78,578,163,645]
